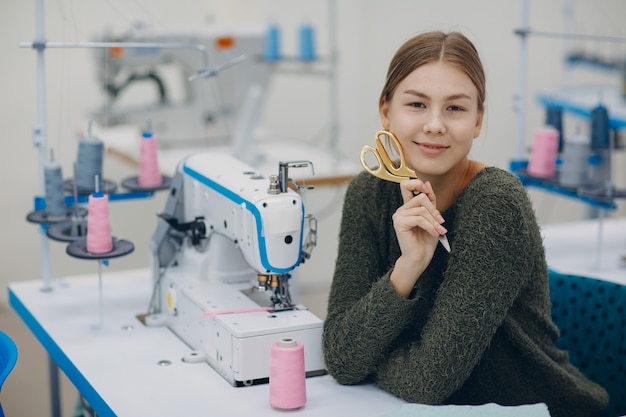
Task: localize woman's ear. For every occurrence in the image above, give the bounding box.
[380,99,390,130]
[473,110,484,138]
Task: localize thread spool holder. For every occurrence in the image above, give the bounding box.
[65,237,134,260]
[511,161,625,210]
[121,175,172,192]
[512,1,626,212]
[26,205,87,225]
[63,178,118,195]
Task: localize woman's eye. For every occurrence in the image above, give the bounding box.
[409,102,425,108]
[448,105,464,111]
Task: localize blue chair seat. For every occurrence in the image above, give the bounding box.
[0,330,18,417]
[548,270,626,417]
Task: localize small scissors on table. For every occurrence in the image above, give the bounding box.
[359,130,451,253]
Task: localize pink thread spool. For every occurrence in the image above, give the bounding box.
[269,337,306,410]
[138,131,162,188]
[86,192,113,254]
[527,126,559,178]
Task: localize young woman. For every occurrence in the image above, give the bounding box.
[322,31,608,417]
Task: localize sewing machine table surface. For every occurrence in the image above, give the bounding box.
[8,268,405,417]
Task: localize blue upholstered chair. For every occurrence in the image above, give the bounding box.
[0,330,18,417]
[548,270,626,417]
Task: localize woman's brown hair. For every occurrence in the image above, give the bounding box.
[379,31,486,114]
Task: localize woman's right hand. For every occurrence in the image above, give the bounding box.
[390,179,447,297]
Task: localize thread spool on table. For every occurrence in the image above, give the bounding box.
[264,24,281,62]
[66,175,133,261]
[545,106,564,153]
[44,156,68,219]
[527,126,559,178]
[298,23,316,62]
[86,191,113,254]
[560,134,591,188]
[46,163,89,242]
[65,129,117,194]
[27,153,89,225]
[591,104,611,150]
[138,131,162,188]
[75,135,104,191]
[121,129,171,191]
[269,337,306,410]
[65,178,134,328]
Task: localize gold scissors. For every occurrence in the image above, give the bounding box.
[360,130,451,253]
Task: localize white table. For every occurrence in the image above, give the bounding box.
[8,269,405,417]
[541,216,626,285]
[12,218,620,417]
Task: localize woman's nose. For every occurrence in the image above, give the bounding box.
[423,112,446,135]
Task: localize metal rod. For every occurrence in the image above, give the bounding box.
[515,28,626,43]
[33,9,58,417]
[513,0,529,162]
[20,40,209,68]
[98,260,103,329]
[596,209,605,268]
[35,0,52,295]
[328,0,339,152]
[47,356,61,417]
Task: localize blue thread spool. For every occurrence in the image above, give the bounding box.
[590,104,611,149]
[545,105,564,152]
[264,24,281,62]
[298,24,315,62]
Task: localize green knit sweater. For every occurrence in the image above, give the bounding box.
[322,167,608,417]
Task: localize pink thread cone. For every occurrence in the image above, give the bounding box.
[86,192,113,254]
[269,338,306,410]
[138,131,162,188]
[527,126,559,178]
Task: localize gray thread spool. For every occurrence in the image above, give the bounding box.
[588,149,611,188]
[75,135,104,191]
[559,135,592,188]
[44,150,67,218]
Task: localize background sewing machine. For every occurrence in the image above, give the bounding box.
[146,151,325,386]
[91,24,271,150]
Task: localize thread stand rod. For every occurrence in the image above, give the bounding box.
[514,28,626,43]
[20,41,209,68]
[97,260,104,329]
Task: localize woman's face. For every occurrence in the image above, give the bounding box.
[380,61,483,178]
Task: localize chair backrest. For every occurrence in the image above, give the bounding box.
[0,330,17,390]
[548,270,626,417]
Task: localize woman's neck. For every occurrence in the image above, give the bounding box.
[424,159,486,211]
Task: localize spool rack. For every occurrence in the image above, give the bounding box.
[512,0,626,211]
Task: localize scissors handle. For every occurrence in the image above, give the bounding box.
[359,145,407,184]
[375,131,417,179]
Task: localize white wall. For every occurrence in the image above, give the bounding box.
[2,1,626,415]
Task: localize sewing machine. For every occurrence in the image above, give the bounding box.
[146,151,325,386]
[91,24,271,148]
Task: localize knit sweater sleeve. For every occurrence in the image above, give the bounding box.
[323,172,421,385]
[323,169,543,404]
[375,170,542,403]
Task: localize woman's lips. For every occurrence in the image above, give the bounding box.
[416,142,449,156]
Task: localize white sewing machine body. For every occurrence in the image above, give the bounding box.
[148,152,325,386]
